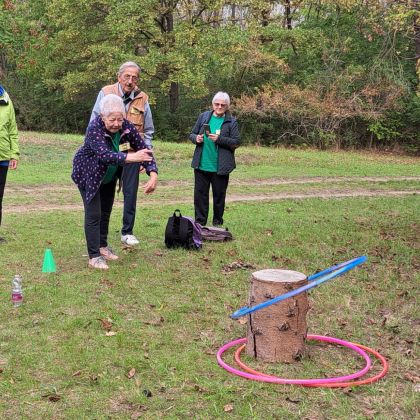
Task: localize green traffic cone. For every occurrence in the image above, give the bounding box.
[42,248,56,273]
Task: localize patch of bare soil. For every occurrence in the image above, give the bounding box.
[7,176,420,194]
[4,189,418,214]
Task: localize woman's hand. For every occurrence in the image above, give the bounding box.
[126,149,153,163]
[207,133,219,143]
[143,171,158,194]
[196,134,204,144]
[9,159,18,170]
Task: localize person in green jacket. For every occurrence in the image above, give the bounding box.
[0,84,19,243]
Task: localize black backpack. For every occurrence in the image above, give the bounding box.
[165,210,202,249]
[201,226,233,241]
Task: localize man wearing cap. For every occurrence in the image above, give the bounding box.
[0,84,19,243]
[91,61,157,247]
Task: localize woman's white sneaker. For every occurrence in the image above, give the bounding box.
[121,234,139,246]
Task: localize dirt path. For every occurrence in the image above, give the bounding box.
[6,175,420,194]
[5,188,418,214]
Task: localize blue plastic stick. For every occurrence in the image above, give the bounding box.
[307,256,364,281]
[230,256,367,319]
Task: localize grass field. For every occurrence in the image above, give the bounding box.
[0,131,419,419]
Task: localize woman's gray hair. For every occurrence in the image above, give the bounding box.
[212,91,230,108]
[118,61,140,76]
[99,94,126,117]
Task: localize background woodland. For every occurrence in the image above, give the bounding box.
[0,0,419,151]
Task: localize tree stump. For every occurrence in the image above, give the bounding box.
[246,269,309,363]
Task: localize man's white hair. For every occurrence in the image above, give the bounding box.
[99,94,126,117]
[118,61,140,76]
[212,91,230,108]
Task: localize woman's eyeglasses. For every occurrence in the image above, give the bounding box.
[214,102,227,108]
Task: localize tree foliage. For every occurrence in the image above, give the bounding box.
[1,0,418,151]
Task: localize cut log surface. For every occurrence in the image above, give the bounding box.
[246,269,309,363]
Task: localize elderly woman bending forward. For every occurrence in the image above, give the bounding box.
[189,92,240,226]
[72,94,158,270]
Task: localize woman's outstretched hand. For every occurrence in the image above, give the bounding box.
[126,149,153,163]
[144,171,158,194]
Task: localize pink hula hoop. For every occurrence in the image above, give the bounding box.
[217,335,371,385]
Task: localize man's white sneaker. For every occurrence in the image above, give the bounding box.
[121,234,139,246]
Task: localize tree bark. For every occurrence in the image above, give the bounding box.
[169,81,179,113]
[246,269,309,363]
[285,0,293,29]
[414,0,420,89]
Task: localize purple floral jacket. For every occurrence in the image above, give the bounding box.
[72,116,158,203]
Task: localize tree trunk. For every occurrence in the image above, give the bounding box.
[169,81,179,113]
[246,269,309,363]
[414,0,420,90]
[285,0,293,29]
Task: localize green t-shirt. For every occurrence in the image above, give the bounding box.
[102,132,121,184]
[199,114,224,172]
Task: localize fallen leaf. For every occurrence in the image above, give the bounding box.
[155,251,163,257]
[222,260,256,272]
[99,318,113,331]
[72,370,82,377]
[105,331,117,336]
[238,318,247,325]
[404,372,420,383]
[224,403,234,412]
[193,384,208,393]
[285,397,300,404]
[42,393,61,402]
[265,229,273,236]
[127,368,136,379]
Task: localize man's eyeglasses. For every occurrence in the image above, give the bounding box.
[121,74,139,82]
[214,102,227,108]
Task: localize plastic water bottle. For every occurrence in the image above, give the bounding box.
[12,275,23,307]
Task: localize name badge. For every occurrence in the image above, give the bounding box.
[119,142,131,152]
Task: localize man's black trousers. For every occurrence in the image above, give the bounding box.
[121,162,140,236]
[194,169,229,226]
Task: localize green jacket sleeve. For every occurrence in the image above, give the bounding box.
[8,98,19,160]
